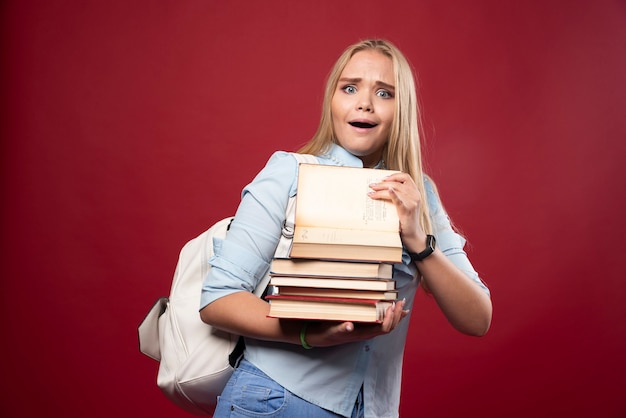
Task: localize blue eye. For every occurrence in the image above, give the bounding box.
[377,90,393,99]
[342,85,357,94]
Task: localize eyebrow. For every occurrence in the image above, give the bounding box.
[338,77,395,92]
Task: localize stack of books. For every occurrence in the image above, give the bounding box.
[266,164,403,323]
[266,258,398,322]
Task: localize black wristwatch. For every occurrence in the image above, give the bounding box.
[408,235,436,262]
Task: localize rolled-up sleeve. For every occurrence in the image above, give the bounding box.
[425,177,490,296]
[200,151,299,309]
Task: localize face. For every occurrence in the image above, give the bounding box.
[331,49,395,168]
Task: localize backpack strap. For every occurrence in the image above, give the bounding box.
[230,153,318,368]
[253,153,318,296]
[291,153,319,164]
[276,153,318,254]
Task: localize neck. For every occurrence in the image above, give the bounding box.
[359,154,383,168]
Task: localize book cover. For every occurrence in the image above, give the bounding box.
[268,275,395,291]
[266,295,394,323]
[290,164,402,263]
[270,258,393,279]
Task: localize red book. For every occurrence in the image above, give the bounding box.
[269,275,395,291]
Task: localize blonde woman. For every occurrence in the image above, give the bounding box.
[200,39,492,418]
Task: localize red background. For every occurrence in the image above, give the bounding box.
[2,1,625,417]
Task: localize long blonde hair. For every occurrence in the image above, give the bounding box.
[298,39,432,234]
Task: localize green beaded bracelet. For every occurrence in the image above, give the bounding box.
[300,322,313,349]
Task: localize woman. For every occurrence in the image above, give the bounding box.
[200,39,492,418]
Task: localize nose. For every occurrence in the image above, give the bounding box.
[356,92,373,112]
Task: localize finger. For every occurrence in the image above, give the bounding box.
[369,178,411,192]
[384,299,406,332]
[368,182,395,196]
[329,321,354,335]
[369,174,406,192]
[390,299,406,328]
[392,299,407,328]
[319,322,356,346]
[370,181,418,206]
[369,183,408,201]
[380,172,411,184]
[380,303,396,333]
[367,187,395,204]
[384,301,399,331]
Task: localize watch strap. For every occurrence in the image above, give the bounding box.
[408,234,436,262]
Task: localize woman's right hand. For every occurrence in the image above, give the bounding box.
[304,298,409,347]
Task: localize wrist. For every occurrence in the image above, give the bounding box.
[407,234,436,262]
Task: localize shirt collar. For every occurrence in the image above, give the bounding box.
[323,143,385,169]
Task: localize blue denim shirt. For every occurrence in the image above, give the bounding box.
[200,143,489,417]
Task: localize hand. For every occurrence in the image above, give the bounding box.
[303,299,410,347]
[368,172,427,248]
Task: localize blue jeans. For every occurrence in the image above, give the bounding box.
[213,359,364,418]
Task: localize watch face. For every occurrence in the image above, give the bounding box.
[428,235,436,249]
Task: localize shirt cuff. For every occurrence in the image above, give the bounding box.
[200,237,271,308]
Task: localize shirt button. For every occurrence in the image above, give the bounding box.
[364,345,370,352]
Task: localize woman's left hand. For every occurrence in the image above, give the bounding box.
[370,172,493,337]
[368,172,426,247]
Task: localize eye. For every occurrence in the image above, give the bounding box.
[341,85,357,94]
[376,89,394,99]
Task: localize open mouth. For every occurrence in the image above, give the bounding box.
[349,121,377,129]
